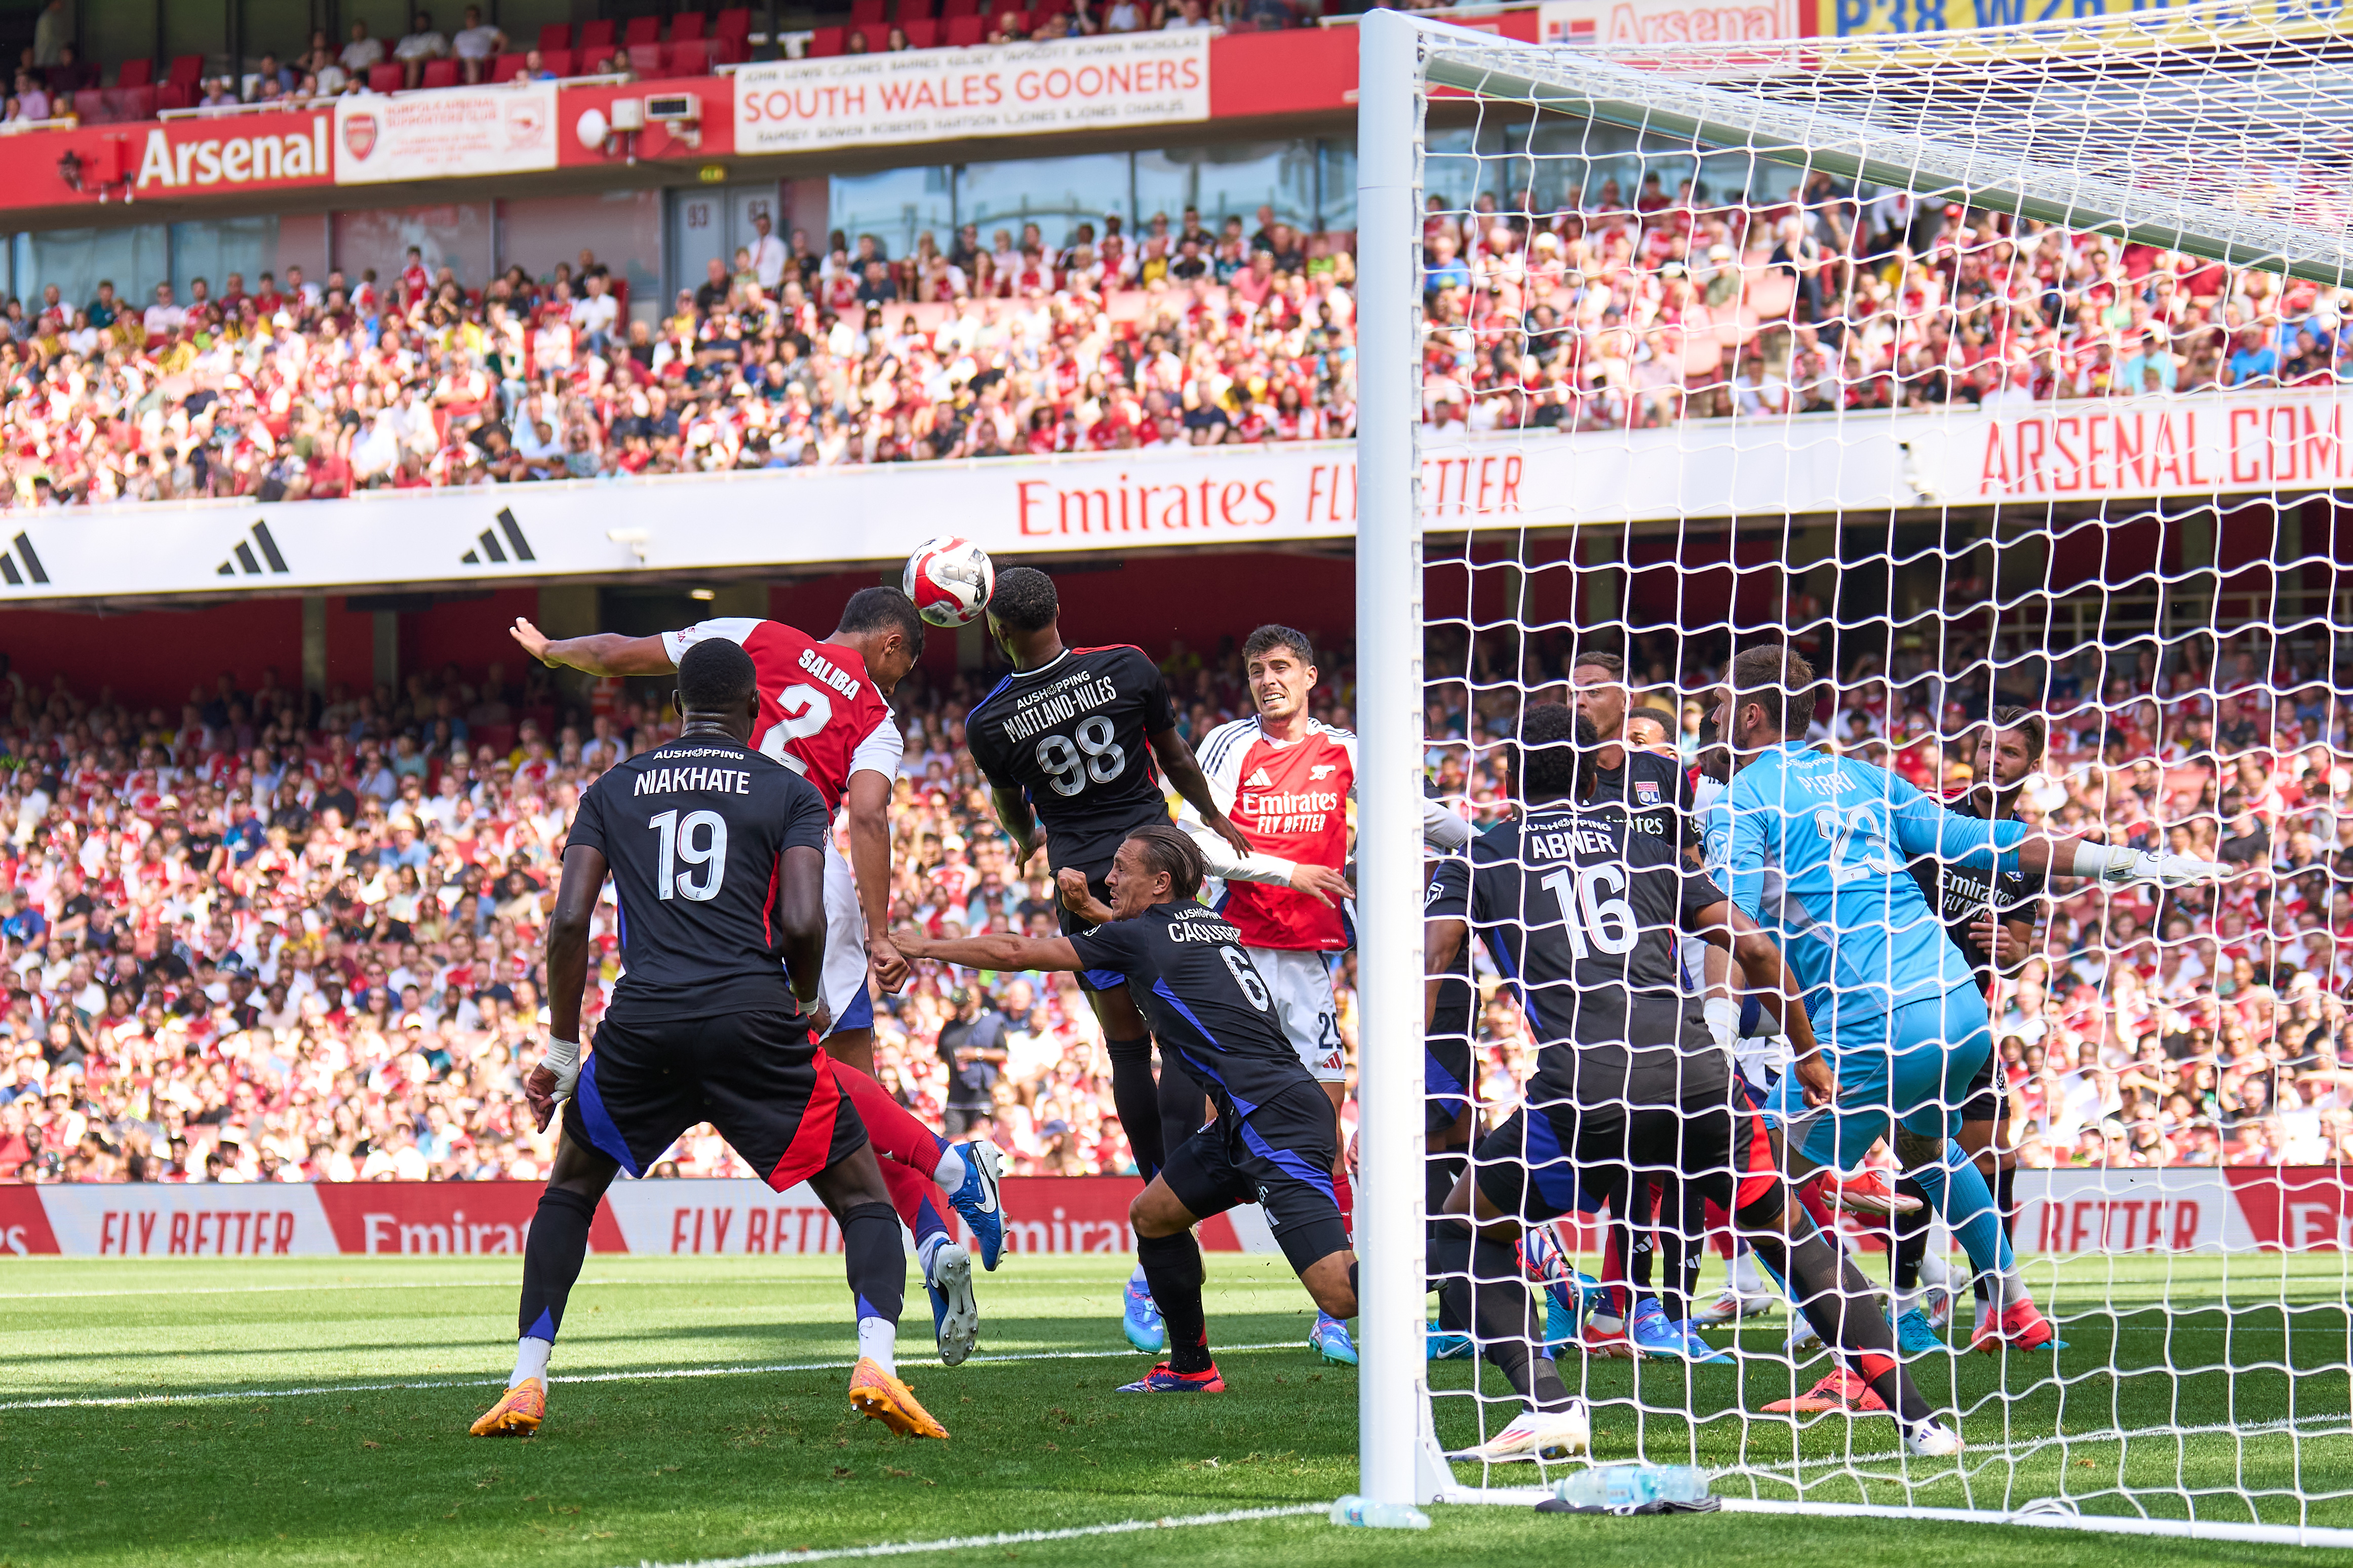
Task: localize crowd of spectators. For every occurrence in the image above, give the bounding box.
[0,173,2345,508]
[4,614,2353,1186]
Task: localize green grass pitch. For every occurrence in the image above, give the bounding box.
[0,1249,2346,1567]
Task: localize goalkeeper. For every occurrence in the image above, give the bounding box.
[1710,646,2224,1364]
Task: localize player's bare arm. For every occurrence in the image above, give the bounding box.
[845,770,909,992]
[894,923,1084,975]
[988,785,1043,867]
[777,842,828,1004]
[1056,867,1114,926]
[528,841,606,1132]
[1424,915,1467,1034]
[510,617,677,676]
[1690,899,1832,1108]
[1149,725,1252,860]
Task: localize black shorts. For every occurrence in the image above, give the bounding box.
[1162,1082,1348,1274]
[1425,1023,1474,1138]
[1958,1046,2007,1127]
[1057,862,1125,994]
[1472,1076,1780,1227]
[567,1010,868,1192]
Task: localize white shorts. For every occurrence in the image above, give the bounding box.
[1735,1032,1792,1094]
[819,836,870,1037]
[1244,945,1345,1083]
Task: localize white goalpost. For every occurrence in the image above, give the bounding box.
[1352,2,2353,1539]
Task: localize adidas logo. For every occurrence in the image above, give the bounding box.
[0,532,48,587]
[461,508,538,566]
[1246,767,1274,787]
[215,520,289,578]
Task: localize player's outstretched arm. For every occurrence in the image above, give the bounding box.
[527,842,607,1131]
[1691,898,1832,1108]
[894,922,1085,975]
[511,617,677,677]
[1148,726,1253,861]
[776,843,827,1004]
[1887,777,2225,888]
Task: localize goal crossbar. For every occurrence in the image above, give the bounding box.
[1423,42,2353,287]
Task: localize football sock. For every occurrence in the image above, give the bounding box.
[1997,1163,2018,1247]
[1428,1148,1470,1331]
[1106,1036,1164,1180]
[1430,1223,1573,1412]
[1892,1177,1932,1293]
[1657,1178,1704,1321]
[516,1185,597,1350]
[1332,1149,1354,1232]
[1138,1231,1211,1373]
[1157,1061,1206,1172]
[877,1158,942,1245]
[510,1335,550,1387]
[830,1061,949,1171]
[841,1200,907,1374]
[1625,1175,1657,1309]
[1906,1140,2024,1302]
[911,1196,952,1281]
[1753,1217,1930,1428]
[932,1143,968,1193]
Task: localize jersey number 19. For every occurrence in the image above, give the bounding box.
[650,809,729,901]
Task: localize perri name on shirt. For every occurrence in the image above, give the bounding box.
[633,764,753,796]
[999,674,1120,743]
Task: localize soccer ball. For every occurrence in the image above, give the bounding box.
[903,536,994,627]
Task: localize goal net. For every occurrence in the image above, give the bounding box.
[1349,4,2353,1541]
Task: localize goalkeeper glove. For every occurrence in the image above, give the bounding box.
[1703,996,1740,1054]
[2072,842,2226,888]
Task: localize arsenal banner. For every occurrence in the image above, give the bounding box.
[334,83,559,184]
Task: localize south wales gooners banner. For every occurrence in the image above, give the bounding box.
[734,31,1207,153]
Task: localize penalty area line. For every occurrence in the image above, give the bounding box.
[0,1342,1310,1413]
[616,1502,1332,1567]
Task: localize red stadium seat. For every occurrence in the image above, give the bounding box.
[943,0,981,19]
[71,89,106,123]
[626,42,663,74]
[900,17,939,46]
[850,0,887,22]
[665,37,712,74]
[115,57,153,88]
[166,53,204,88]
[538,22,572,51]
[716,5,753,34]
[670,10,705,41]
[104,85,155,118]
[899,0,940,18]
[490,51,527,82]
[368,62,405,93]
[708,33,744,63]
[944,14,983,43]
[577,18,616,50]
[154,81,191,110]
[540,46,575,75]
[623,15,661,45]
[419,57,459,88]
[808,25,845,54]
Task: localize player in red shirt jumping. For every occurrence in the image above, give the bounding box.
[1176,624,1471,1365]
[512,589,1008,1366]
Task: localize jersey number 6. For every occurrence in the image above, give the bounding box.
[649,809,729,901]
[1541,864,1637,958]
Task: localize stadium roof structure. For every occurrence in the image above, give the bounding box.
[1424,3,2353,287]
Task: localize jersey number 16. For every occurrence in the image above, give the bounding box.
[1541,864,1637,958]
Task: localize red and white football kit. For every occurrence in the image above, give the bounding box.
[1179,715,1469,1081]
[660,618,904,1033]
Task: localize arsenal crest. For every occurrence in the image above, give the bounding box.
[343,112,377,160]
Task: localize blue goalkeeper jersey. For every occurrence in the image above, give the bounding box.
[1720,741,2027,1052]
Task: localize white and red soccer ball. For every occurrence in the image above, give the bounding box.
[902,536,994,627]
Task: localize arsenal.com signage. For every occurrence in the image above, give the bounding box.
[735,32,1207,153]
[0,1169,2346,1256]
[334,83,558,184]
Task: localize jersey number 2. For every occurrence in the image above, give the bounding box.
[757,682,834,763]
[649,809,728,901]
[1541,865,1637,958]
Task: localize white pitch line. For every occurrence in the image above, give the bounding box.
[616,1503,1331,1568]
[0,1277,738,1302]
[0,1341,1310,1413]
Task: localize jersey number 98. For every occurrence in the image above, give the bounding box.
[1035,714,1126,796]
[649,809,729,901]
